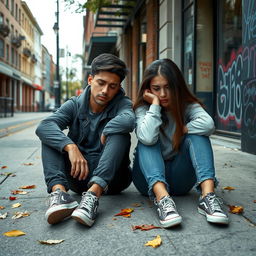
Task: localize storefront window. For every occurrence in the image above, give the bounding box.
[183,5,194,91]
[216,0,242,133]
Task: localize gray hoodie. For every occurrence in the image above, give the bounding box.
[36,86,135,157]
[135,103,215,160]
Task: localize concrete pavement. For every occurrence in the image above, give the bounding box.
[0,117,255,256]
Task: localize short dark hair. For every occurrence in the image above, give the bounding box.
[91,53,128,82]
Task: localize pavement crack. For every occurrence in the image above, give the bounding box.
[0,173,12,185]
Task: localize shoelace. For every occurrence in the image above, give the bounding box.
[80,192,97,212]
[207,195,223,212]
[159,197,176,213]
[46,190,60,207]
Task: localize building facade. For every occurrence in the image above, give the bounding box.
[83,0,256,154]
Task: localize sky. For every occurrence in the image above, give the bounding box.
[25,0,84,79]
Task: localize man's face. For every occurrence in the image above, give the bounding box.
[88,71,121,112]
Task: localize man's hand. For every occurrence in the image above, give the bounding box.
[143,89,160,105]
[64,144,89,181]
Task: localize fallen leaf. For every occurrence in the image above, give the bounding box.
[0,206,5,210]
[132,224,161,231]
[12,203,21,208]
[131,203,142,207]
[0,172,14,176]
[253,200,256,203]
[9,196,17,201]
[228,205,244,214]
[3,230,26,237]
[19,185,36,189]
[112,218,117,220]
[0,212,8,219]
[145,235,162,248]
[11,190,28,195]
[23,163,33,166]
[223,186,235,191]
[1,166,7,169]
[12,211,30,219]
[38,239,64,245]
[114,208,134,218]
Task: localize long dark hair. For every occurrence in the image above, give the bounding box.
[134,58,203,151]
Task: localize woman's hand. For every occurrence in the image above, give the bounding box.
[143,89,160,105]
[64,144,89,181]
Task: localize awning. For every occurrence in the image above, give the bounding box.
[33,84,43,91]
[87,33,118,65]
[95,1,137,28]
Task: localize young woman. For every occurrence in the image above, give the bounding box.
[132,59,229,228]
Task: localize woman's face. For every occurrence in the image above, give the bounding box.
[149,75,171,108]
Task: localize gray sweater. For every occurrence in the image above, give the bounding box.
[135,103,215,160]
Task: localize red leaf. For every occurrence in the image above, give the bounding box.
[132,224,161,231]
[1,166,7,169]
[9,196,17,201]
[114,208,134,217]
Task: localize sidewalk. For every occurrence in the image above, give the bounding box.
[0,112,50,138]
[0,120,255,256]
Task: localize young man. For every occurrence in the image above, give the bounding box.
[36,53,135,227]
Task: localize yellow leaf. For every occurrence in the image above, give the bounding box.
[145,235,162,248]
[12,203,21,208]
[223,186,235,190]
[3,230,26,237]
[38,239,64,245]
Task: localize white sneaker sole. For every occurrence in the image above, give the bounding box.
[198,207,229,224]
[46,202,79,224]
[160,216,182,228]
[71,210,95,227]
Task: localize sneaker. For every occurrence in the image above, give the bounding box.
[71,191,99,227]
[155,195,182,228]
[198,192,229,224]
[45,189,79,224]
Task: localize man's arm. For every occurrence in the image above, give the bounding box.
[35,98,76,152]
[102,97,135,136]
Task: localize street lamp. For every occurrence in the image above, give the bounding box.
[53,0,61,109]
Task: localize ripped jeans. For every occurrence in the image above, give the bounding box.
[132,134,217,199]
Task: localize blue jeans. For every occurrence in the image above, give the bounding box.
[132,134,217,199]
[42,134,132,194]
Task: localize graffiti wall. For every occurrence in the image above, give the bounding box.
[241,0,256,154]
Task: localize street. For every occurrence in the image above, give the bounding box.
[0,122,256,256]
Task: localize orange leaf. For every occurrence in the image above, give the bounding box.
[132,224,161,231]
[3,230,26,237]
[131,203,142,207]
[223,186,235,190]
[228,205,244,214]
[114,208,134,217]
[23,163,33,166]
[0,206,5,210]
[11,190,28,195]
[9,196,17,201]
[19,185,36,189]
[145,235,162,248]
[1,166,7,169]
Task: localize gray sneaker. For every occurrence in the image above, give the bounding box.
[71,191,99,227]
[155,195,182,228]
[198,192,229,224]
[46,189,79,224]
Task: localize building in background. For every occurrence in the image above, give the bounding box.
[83,0,256,155]
[0,0,55,115]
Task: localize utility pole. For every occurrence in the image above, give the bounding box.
[53,0,61,108]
